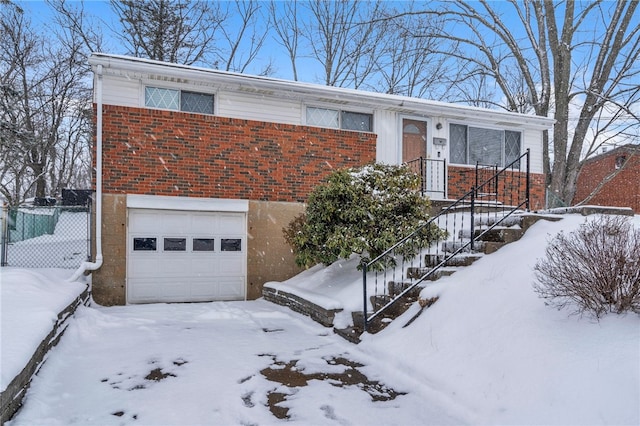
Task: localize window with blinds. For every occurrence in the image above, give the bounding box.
[449,124,521,167]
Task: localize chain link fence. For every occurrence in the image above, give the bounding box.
[1,204,91,269]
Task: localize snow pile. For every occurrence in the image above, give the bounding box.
[4,213,639,425]
[1,269,87,391]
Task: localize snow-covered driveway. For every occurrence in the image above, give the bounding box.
[9,300,466,426]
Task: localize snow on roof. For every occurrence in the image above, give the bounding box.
[89,53,555,131]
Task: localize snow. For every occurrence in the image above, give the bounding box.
[3,213,640,425]
[0,268,87,391]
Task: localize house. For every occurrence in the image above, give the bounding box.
[86,53,554,306]
[573,144,640,212]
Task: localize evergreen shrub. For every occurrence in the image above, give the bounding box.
[283,163,446,270]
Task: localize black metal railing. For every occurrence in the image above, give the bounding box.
[405,157,447,198]
[361,150,530,332]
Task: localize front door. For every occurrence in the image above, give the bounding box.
[402,118,427,163]
[401,118,446,199]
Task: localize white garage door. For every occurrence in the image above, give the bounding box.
[127,208,247,303]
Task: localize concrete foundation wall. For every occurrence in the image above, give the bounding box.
[247,200,305,300]
[91,195,305,305]
[92,194,127,306]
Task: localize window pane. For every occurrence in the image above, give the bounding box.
[145,87,179,110]
[449,124,468,164]
[193,238,215,251]
[164,237,186,251]
[221,238,242,252]
[133,237,156,251]
[505,131,521,167]
[181,91,214,114]
[468,127,502,166]
[341,111,372,132]
[307,107,339,128]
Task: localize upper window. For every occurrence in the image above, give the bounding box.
[449,124,521,167]
[145,86,214,114]
[306,107,373,132]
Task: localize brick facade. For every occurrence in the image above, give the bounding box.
[448,165,546,211]
[573,146,640,213]
[100,105,377,201]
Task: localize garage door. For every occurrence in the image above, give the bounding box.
[127,208,247,303]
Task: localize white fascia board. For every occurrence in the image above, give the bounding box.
[89,53,555,131]
[127,194,249,213]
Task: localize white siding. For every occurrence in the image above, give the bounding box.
[374,109,399,164]
[523,129,544,174]
[217,90,302,124]
[100,75,140,107]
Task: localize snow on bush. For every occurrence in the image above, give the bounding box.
[534,215,640,318]
[284,163,445,270]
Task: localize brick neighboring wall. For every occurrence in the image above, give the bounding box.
[99,105,377,202]
[448,166,546,211]
[573,149,640,213]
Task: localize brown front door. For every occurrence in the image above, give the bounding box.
[402,118,427,162]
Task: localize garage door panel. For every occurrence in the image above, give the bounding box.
[129,257,161,277]
[219,214,245,233]
[190,258,218,275]
[127,207,246,304]
[218,256,245,274]
[218,278,246,299]
[161,212,190,234]
[129,211,161,233]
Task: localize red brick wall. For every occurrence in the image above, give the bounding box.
[573,149,640,212]
[99,105,377,202]
[448,165,546,211]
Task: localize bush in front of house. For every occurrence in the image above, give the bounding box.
[533,215,640,318]
[283,163,446,270]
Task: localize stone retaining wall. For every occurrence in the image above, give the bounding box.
[262,286,342,328]
[0,286,90,424]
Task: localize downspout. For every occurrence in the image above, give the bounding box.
[70,63,103,281]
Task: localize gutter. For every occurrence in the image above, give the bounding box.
[70,64,103,282]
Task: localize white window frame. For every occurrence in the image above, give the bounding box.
[448,122,522,167]
[142,84,215,115]
[305,105,374,133]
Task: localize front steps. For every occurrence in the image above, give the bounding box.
[333,212,562,342]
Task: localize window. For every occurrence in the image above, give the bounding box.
[145,86,214,114]
[164,237,186,251]
[193,238,215,251]
[133,237,157,251]
[221,238,242,252]
[449,124,521,167]
[306,107,373,132]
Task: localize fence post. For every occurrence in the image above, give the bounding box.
[470,187,475,252]
[362,265,368,332]
[525,149,531,211]
[1,203,8,266]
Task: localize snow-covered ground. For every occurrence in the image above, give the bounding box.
[2,213,639,425]
[4,210,89,268]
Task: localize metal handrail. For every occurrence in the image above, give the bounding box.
[362,149,530,332]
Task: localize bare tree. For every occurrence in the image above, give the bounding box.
[0,3,92,205]
[372,6,452,99]
[268,0,300,80]
[410,1,640,207]
[110,0,223,66]
[216,0,271,74]
[299,0,386,88]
